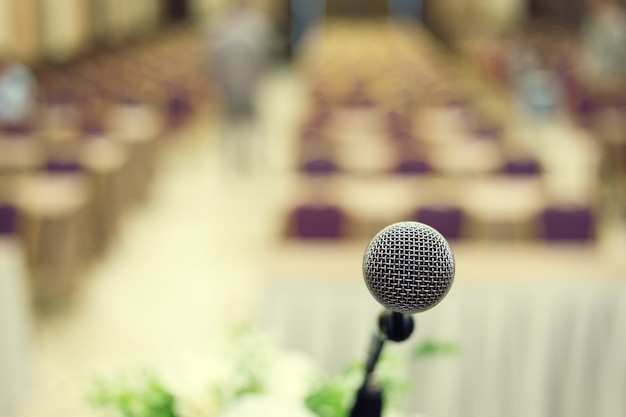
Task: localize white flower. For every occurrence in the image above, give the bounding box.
[175,390,221,417]
[218,394,318,417]
[264,351,321,401]
[161,354,234,417]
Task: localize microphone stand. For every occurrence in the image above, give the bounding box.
[349,310,415,417]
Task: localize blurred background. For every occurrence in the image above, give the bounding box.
[0,0,625,416]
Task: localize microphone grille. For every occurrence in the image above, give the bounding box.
[363,221,455,314]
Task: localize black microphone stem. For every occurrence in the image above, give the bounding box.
[363,331,386,381]
[350,311,415,417]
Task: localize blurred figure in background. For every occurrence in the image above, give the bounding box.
[0,60,37,131]
[507,30,567,127]
[389,0,424,22]
[206,0,276,177]
[579,0,626,228]
[579,0,626,96]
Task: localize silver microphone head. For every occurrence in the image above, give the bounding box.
[363,221,455,314]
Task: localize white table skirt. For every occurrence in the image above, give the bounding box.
[0,239,33,415]
[260,246,626,417]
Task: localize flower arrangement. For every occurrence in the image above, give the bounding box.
[89,323,458,417]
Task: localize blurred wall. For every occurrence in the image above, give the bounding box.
[0,0,41,63]
[0,0,166,64]
[188,0,225,21]
[477,0,526,33]
[41,0,91,62]
[326,0,387,16]
[0,1,12,57]
[527,0,588,29]
[97,0,161,45]
[424,0,526,46]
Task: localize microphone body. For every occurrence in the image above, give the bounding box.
[350,221,455,417]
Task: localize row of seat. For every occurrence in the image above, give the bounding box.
[285,21,598,243]
[293,22,537,179]
[297,122,541,178]
[0,26,213,311]
[285,202,596,243]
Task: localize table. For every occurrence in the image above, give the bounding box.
[460,177,546,240]
[106,103,163,203]
[426,140,505,176]
[79,138,130,255]
[261,241,626,417]
[0,138,45,174]
[12,173,93,308]
[285,176,461,239]
[0,238,33,416]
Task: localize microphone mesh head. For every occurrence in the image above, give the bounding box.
[363,221,455,314]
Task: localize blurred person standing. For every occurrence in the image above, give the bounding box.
[0,61,37,130]
[579,0,626,231]
[579,0,626,95]
[206,0,276,177]
[507,33,567,127]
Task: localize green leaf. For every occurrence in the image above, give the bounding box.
[88,371,177,417]
[305,378,353,417]
[412,340,460,359]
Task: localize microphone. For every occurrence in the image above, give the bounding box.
[363,221,455,314]
[351,221,455,417]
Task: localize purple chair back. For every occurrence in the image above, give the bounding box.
[291,205,345,239]
[413,205,464,241]
[0,204,17,235]
[541,206,595,242]
[45,159,82,173]
[168,92,193,129]
[502,159,541,176]
[395,159,431,175]
[300,158,338,175]
[1,123,32,136]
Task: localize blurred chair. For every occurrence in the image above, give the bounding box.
[345,86,373,107]
[0,138,45,175]
[394,159,431,176]
[166,85,193,130]
[45,159,82,173]
[12,174,93,310]
[412,205,465,241]
[473,125,502,141]
[79,138,130,256]
[386,110,410,133]
[1,122,32,136]
[0,203,17,235]
[540,205,596,242]
[300,128,328,143]
[304,109,332,130]
[501,158,542,176]
[287,204,346,240]
[298,133,337,176]
[389,130,415,143]
[300,158,339,175]
[105,101,163,203]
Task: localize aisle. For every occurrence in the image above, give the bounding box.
[8,68,305,417]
